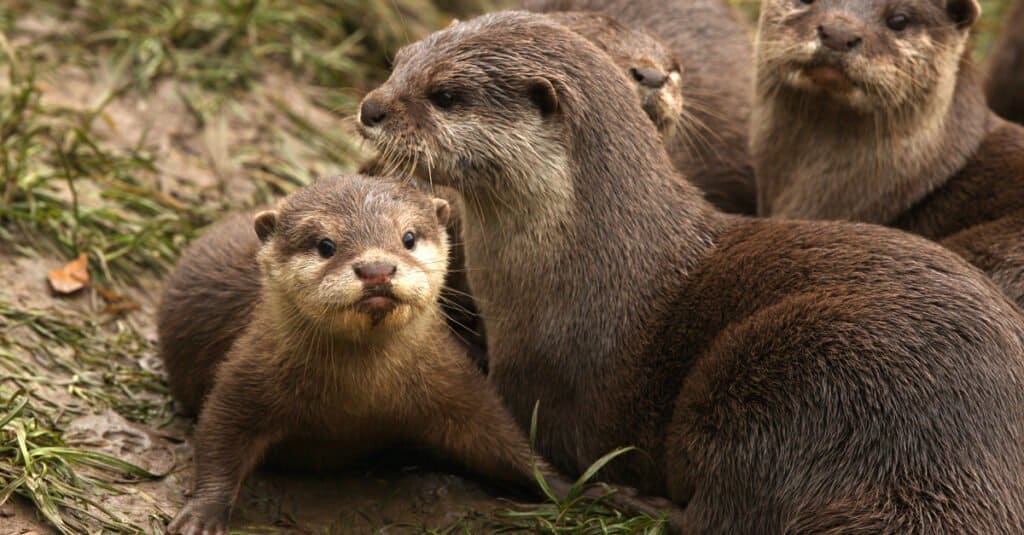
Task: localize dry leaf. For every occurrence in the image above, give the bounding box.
[48,252,90,295]
[94,284,141,315]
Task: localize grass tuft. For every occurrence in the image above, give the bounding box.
[0,299,170,534]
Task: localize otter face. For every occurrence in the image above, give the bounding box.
[756,0,979,111]
[255,176,450,336]
[548,12,684,137]
[356,13,574,199]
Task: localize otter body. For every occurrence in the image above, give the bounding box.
[752,0,1024,306]
[159,175,569,534]
[359,12,1024,531]
[528,0,757,214]
[987,0,1024,124]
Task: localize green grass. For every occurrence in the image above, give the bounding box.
[0,55,210,283]
[0,299,170,534]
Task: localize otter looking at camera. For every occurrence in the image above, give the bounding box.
[158,175,658,534]
[752,0,1024,306]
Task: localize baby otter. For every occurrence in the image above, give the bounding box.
[359,12,1024,531]
[986,0,1024,124]
[752,0,1024,306]
[355,158,489,371]
[528,0,757,214]
[159,175,592,534]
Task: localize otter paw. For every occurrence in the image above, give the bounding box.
[166,501,230,535]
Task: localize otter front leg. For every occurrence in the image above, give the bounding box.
[167,370,281,535]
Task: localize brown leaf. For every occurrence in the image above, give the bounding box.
[48,252,90,295]
[93,284,141,315]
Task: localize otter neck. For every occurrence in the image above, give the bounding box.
[456,101,722,462]
[752,53,990,223]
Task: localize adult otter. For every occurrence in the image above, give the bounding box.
[752,0,1024,306]
[159,175,602,534]
[527,0,757,214]
[358,12,1024,531]
[986,0,1024,124]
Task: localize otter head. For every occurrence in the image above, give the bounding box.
[254,175,450,337]
[356,11,662,206]
[756,0,979,111]
[548,12,684,137]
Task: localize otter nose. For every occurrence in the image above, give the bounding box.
[354,262,396,286]
[630,66,668,89]
[818,24,862,52]
[359,98,386,127]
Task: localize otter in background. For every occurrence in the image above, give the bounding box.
[752,0,1024,307]
[527,0,758,214]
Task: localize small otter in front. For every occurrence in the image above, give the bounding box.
[528,0,757,214]
[986,0,1024,124]
[359,12,1024,531]
[752,0,1024,306]
[158,176,594,534]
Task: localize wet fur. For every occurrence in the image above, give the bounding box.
[752,0,1024,307]
[360,12,1024,531]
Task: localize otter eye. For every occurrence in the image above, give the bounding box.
[800,0,814,5]
[886,13,910,31]
[429,91,456,110]
[316,238,336,259]
[402,231,416,250]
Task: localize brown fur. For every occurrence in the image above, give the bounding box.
[542,11,686,138]
[358,12,1024,531]
[159,175,572,534]
[357,157,489,371]
[986,0,1024,124]
[752,0,1024,307]
[527,0,757,214]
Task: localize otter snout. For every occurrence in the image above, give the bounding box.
[354,261,396,286]
[631,66,667,89]
[817,21,863,53]
[359,97,387,127]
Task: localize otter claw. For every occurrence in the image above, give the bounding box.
[166,500,230,535]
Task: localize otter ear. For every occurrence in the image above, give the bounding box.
[432,198,451,227]
[527,77,559,117]
[946,0,980,29]
[253,210,278,243]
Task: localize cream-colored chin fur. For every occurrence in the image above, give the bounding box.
[258,237,448,339]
